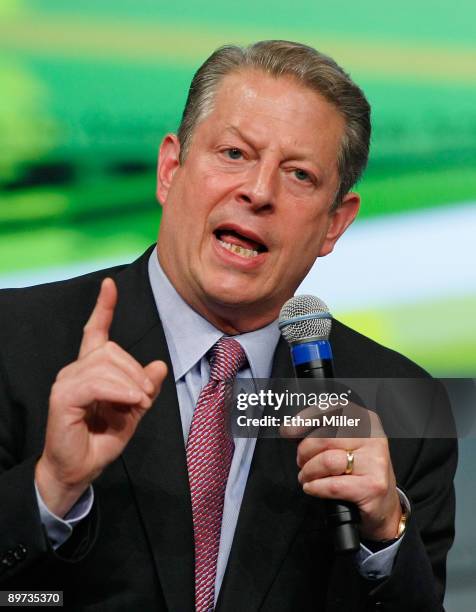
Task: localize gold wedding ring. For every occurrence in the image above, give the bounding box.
[344,450,354,475]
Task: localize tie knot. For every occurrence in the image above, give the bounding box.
[208,337,247,382]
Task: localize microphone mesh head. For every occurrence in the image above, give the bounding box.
[279,295,332,343]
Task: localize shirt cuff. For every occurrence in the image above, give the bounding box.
[355,488,411,580]
[34,481,94,550]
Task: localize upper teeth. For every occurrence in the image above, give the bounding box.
[218,239,259,258]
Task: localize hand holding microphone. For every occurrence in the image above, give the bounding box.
[279,295,402,552]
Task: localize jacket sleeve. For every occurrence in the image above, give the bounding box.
[0,356,99,587]
[367,436,457,612]
[326,380,457,612]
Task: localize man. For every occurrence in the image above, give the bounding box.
[0,41,456,611]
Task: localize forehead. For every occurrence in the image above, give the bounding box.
[199,69,345,162]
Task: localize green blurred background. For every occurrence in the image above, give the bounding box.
[1,0,475,376]
[1,2,475,607]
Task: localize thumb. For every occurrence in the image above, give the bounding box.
[144,360,168,398]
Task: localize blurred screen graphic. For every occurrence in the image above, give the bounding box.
[2,1,475,376]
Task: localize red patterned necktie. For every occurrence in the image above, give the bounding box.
[186,337,247,612]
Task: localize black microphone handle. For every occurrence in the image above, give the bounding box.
[294,356,361,554]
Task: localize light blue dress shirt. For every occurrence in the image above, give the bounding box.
[36,250,407,599]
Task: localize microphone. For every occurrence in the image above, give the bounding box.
[278,295,360,554]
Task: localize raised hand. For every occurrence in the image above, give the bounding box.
[35,278,167,517]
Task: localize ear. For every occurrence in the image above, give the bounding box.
[318,192,360,257]
[156,133,181,206]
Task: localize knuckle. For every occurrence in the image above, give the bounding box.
[370,411,385,433]
[56,366,69,381]
[329,480,341,496]
[49,382,63,405]
[82,321,93,335]
[299,438,315,460]
[374,454,387,471]
[93,364,113,380]
[323,452,338,472]
[105,340,118,354]
[370,475,387,496]
[95,345,115,365]
[88,380,103,397]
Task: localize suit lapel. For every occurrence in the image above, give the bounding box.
[108,249,195,612]
[216,339,310,611]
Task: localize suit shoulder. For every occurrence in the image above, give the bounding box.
[331,318,430,378]
[0,263,127,343]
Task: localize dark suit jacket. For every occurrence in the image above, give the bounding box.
[0,248,457,611]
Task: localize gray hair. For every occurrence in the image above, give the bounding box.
[177,40,371,210]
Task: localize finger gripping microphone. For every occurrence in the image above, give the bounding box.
[279,295,360,554]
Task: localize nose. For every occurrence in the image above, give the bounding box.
[237,159,277,212]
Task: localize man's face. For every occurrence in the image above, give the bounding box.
[156,70,359,333]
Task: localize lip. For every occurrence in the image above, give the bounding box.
[212,232,268,270]
[213,222,268,252]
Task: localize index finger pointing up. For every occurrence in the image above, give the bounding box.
[79,277,118,358]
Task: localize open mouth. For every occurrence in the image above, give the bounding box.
[214,227,267,259]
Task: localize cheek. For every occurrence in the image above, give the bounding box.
[194,159,244,194]
[202,173,239,200]
[274,221,329,283]
[281,212,327,251]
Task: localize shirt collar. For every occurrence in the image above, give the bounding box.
[147,250,281,381]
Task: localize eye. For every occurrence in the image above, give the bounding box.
[225,148,243,160]
[294,168,312,182]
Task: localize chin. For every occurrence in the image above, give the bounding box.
[208,289,257,308]
[201,279,261,308]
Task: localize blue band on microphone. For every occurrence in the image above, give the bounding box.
[278,311,332,330]
[291,340,332,365]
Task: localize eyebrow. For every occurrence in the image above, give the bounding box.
[223,125,253,145]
